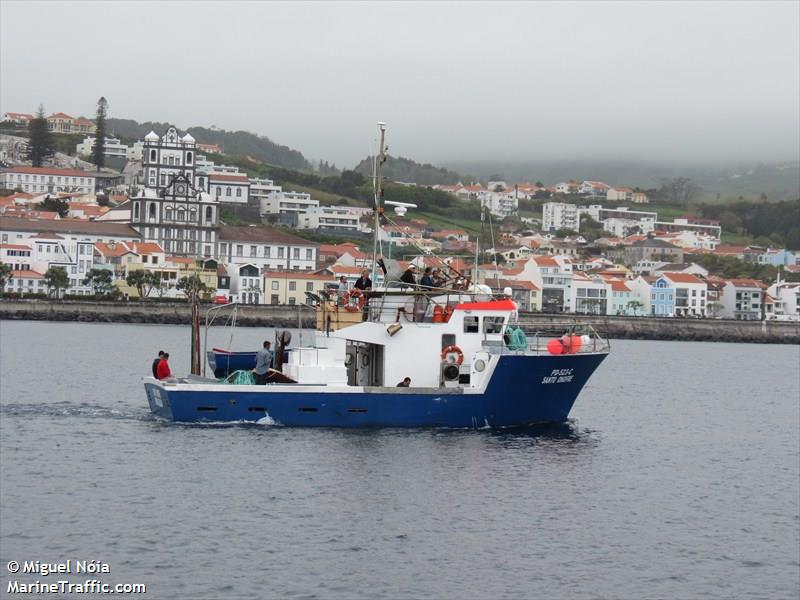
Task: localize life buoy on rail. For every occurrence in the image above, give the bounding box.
[441,345,464,366]
[344,288,366,313]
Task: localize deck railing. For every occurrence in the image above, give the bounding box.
[503,321,610,355]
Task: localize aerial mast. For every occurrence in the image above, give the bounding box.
[371,122,387,284]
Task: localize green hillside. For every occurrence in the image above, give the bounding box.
[353,155,472,186]
[106,118,310,171]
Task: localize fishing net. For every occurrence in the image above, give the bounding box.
[505,326,529,351]
[222,370,256,385]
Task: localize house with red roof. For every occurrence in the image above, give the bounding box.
[3,268,46,294]
[0,243,33,272]
[607,187,634,202]
[208,172,250,204]
[484,277,541,311]
[0,166,96,195]
[2,112,35,124]
[661,272,708,317]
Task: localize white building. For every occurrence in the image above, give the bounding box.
[720,279,764,320]
[583,205,658,233]
[2,112,34,124]
[483,190,518,218]
[216,225,317,271]
[607,187,634,202]
[661,272,708,318]
[579,181,610,197]
[0,166,96,195]
[208,173,250,205]
[654,218,722,240]
[76,136,144,161]
[767,281,800,321]
[133,127,220,257]
[260,191,319,217]
[140,127,197,191]
[0,242,33,271]
[570,272,608,314]
[250,177,283,208]
[542,202,581,232]
[297,205,366,232]
[0,216,141,294]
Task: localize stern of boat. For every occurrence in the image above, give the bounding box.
[144,378,174,420]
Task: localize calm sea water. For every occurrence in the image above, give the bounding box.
[1,320,798,600]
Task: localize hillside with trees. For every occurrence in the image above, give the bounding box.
[353,155,471,186]
[106,118,310,171]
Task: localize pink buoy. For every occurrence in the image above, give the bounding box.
[568,335,583,354]
[547,338,564,355]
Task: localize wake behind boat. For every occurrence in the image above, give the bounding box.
[143,123,610,427]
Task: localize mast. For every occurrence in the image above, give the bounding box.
[475,195,484,285]
[371,122,387,284]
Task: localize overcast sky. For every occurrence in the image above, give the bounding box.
[1,1,798,168]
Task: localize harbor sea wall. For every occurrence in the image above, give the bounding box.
[0,299,798,344]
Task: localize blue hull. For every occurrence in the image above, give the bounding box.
[146,353,607,428]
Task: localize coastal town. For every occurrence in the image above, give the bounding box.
[0,111,798,323]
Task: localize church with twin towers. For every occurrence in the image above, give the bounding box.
[129,126,220,258]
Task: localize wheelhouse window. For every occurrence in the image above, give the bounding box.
[463,316,479,333]
[483,316,505,334]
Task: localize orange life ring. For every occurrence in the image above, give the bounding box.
[344,288,366,313]
[441,345,464,366]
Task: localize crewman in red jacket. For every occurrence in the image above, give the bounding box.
[156,352,172,380]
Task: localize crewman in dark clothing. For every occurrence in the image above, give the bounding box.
[420,267,434,288]
[152,350,165,377]
[400,264,416,287]
[396,377,411,387]
[354,269,372,291]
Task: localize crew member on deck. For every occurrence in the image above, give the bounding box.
[400,264,416,287]
[152,350,165,378]
[420,267,434,288]
[156,352,172,380]
[337,276,349,305]
[354,269,372,291]
[396,377,411,387]
[254,341,273,385]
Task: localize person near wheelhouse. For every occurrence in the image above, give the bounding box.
[420,267,434,289]
[354,269,372,291]
[400,264,416,287]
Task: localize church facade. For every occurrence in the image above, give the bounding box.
[130,127,220,257]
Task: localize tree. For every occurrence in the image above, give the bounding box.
[656,177,702,206]
[125,270,148,297]
[0,262,12,289]
[43,266,69,298]
[25,105,55,167]
[176,274,208,299]
[555,227,578,238]
[38,195,69,218]
[579,214,604,241]
[626,299,644,316]
[92,97,108,170]
[83,268,113,296]
[146,271,165,297]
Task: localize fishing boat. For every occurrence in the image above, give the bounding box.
[143,124,610,427]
